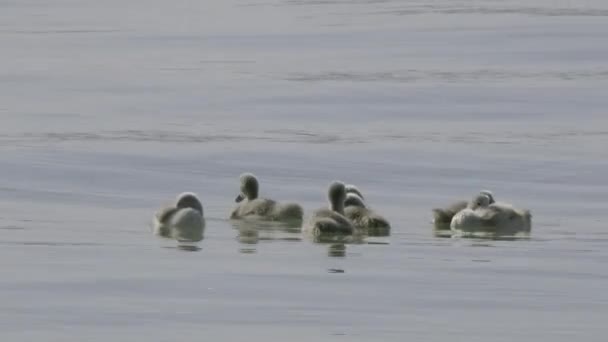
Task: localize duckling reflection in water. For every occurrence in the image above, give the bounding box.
[328,244,346,258]
[343,184,391,236]
[153,192,205,242]
[236,224,260,245]
[230,219,302,249]
[230,173,303,226]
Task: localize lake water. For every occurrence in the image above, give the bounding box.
[2,0,608,340]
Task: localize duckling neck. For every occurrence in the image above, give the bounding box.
[330,200,345,215]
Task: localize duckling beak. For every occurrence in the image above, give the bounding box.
[235,193,245,203]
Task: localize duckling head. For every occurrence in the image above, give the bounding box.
[176,192,203,215]
[236,173,259,202]
[345,184,365,201]
[469,192,492,210]
[344,192,366,208]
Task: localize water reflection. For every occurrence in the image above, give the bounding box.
[153,222,204,242]
[305,231,365,258]
[433,227,454,239]
[328,243,346,258]
[434,227,532,241]
[237,226,259,244]
[161,241,203,252]
[365,240,390,246]
[154,223,204,252]
[308,232,362,244]
[230,219,302,233]
[452,230,532,241]
[229,219,389,258]
[236,222,259,254]
[367,226,391,237]
[432,221,452,232]
[230,219,302,254]
[176,244,202,252]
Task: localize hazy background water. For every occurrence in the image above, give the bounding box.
[2,0,608,341]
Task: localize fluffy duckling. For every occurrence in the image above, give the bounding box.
[230,173,303,224]
[153,192,205,242]
[451,193,532,234]
[305,181,355,236]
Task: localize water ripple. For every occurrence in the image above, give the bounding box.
[2,128,608,147]
[280,1,608,17]
[285,69,608,83]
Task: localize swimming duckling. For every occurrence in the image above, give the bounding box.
[305,181,355,236]
[153,192,205,242]
[230,173,303,224]
[451,193,532,234]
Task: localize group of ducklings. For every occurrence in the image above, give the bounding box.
[153,173,390,241]
[153,173,532,242]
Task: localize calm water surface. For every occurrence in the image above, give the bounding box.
[1,0,608,341]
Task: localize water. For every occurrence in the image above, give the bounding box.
[2,0,608,340]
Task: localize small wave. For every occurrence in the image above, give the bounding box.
[0,129,364,146]
[0,240,103,247]
[0,29,126,35]
[279,1,608,17]
[0,226,26,230]
[285,69,608,84]
[2,128,608,148]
